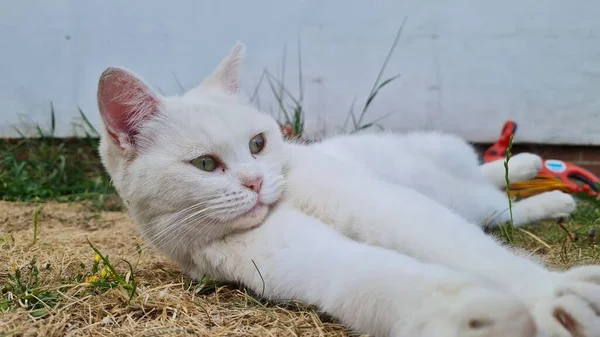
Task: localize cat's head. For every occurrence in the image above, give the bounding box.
[97,43,285,257]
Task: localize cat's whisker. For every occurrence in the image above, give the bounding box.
[188,217,227,252]
[145,206,220,250]
[137,200,219,228]
[168,217,222,257]
[142,188,278,251]
[136,208,202,241]
[133,205,215,253]
[154,213,214,250]
[130,201,198,220]
[187,224,218,254]
[131,200,213,230]
[129,192,259,256]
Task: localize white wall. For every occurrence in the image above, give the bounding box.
[2,0,600,144]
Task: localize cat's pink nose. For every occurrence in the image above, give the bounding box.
[243,177,263,193]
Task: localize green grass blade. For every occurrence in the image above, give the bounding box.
[50,102,56,138]
[78,106,99,137]
[356,16,407,127]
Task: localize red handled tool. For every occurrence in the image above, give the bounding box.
[484,121,600,197]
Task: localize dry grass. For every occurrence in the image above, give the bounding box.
[1,200,599,337]
[0,201,357,337]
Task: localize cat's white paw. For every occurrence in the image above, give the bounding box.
[445,288,537,337]
[539,190,577,219]
[395,286,537,337]
[527,266,600,337]
[500,190,576,227]
[508,153,543,182]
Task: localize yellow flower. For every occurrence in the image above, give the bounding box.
[11,264,17,272]
[94,254,102,263]
[100,266,113,279]
[85,275,100,283]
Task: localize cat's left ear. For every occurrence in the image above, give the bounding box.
[190,42,245,96]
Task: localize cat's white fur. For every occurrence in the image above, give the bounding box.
[98,43,600,337]
[310,132,577,228]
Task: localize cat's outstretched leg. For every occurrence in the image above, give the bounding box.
[193,205,536,337]
[486,190,577,228]
[287,144,600,337]
[480,153,542,188]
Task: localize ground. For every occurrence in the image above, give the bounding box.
[1,199,599,337]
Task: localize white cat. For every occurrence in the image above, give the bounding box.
[97,43,600,337]
[310,132,577,228]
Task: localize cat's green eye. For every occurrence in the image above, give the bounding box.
[191,155,218,172]
[249,134,265,155]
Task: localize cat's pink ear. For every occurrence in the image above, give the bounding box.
[97,68,160,152]
[192,42,245,95]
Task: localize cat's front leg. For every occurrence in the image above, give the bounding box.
[191,204,535,337]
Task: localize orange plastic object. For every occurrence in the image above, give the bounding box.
[483,121,517,164]
[484,121,600,195]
